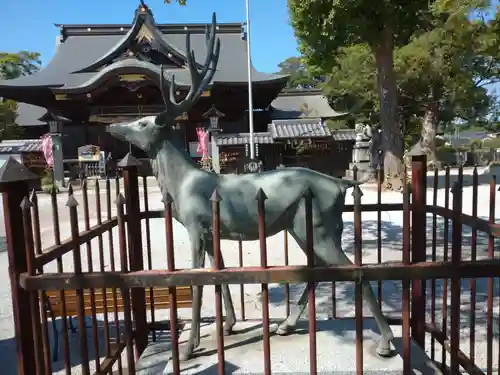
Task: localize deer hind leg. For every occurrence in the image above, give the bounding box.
[204,237,236,335]
[180,236,205,362]
[275,203,324,336]
[274,228,322,336]
[279,207,394,357]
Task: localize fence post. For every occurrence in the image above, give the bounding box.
[0,157,40,375]
[117,153,148,357]
[411,154,427,350]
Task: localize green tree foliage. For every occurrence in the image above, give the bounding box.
[289,0,490,188]
[276,56,319,89]
[0,51,41,79]
[0,51,41,141]
[288,0,436,189]
[163,0,187,4]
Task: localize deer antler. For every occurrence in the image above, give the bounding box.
[156,12,220,125]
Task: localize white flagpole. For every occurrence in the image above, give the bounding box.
[245,0,255,159]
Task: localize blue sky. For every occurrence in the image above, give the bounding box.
[0,0,298,73]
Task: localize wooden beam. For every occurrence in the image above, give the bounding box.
[20,259,500,291]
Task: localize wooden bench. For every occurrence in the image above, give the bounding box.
[44,286,192,362]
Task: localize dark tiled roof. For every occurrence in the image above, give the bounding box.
[15,103,48,126]
[270,90,347,120]
[0,12,287,91]
[0,139,44,153]
[213,132,273,146]
[268,119,332,139]
[332,129,357,141]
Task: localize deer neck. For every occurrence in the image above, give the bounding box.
[150,137,203,203]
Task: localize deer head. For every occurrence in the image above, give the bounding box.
[108,13,220,152]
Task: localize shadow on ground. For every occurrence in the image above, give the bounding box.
[0,236,6,253]
[268,215,499,343]
[425,171,496,189]
[3,318,134,375]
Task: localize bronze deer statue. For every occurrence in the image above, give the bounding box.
[108,13,394,361]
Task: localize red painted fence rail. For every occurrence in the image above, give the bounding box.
[1,153,499,375]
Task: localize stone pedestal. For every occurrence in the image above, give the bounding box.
[136,321,442,375]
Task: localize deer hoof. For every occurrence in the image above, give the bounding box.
[376,342,394,358]
[223,324,234,336]
[179,348,193,362]
[276,324,293,336]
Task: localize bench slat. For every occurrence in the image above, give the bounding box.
[45,287,192,318]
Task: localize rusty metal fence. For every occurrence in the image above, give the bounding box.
[1,154,500,374]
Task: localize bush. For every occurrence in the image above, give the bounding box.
[41,168,59,194]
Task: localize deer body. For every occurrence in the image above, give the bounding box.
[108,13,394,363]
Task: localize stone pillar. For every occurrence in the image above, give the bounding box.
[51,133,65,186]
[211,136,221,173]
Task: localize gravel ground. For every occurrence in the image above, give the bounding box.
[0,169,499,373]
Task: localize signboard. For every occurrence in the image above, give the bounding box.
[78,145,101,162]
[288,139,330,151]
[98,151,106,174]
[243,158,263,174]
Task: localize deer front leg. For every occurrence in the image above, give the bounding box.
[204,236,236,335]
[180,236,205,362]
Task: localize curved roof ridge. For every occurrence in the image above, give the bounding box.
[59,58,192,92]
[72,4,189,74]
[73,18,145,73]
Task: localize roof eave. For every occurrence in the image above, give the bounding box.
[54,60,193,94]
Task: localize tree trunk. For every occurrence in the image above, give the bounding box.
[421,85,440,168]
[373,26,405,191]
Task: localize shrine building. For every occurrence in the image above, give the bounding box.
[0,2,356,177]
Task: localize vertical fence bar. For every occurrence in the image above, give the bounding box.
[304,187,317,375]
[283,230,290,318]
[376,162,383,311]
[81,180,100,372]
[211,188,225,375]
[450,171,463,375]
[402,176,411,374]
[0,158,39,375]
[470,166,478,363]
[256,189,271,375]
[142,175,156,341]
[352,180,363,375]
[116,194,136,374]
[30,190,52,374]
[95,180,111,358]
[486,175,496,375]
[441,166,450,369]
[106,178,123,374]
[411,154,427,350]
[21,197,44,375]
[119,154,148,357]
[238,239,246,321]
[430,167,438,362]
[51,186,71,372]
[115,175,120,196]
[163,192,180,374]
[67,194,90,375]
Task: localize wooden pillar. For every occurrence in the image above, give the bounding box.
[0,157,40,375]
[411,154,427,349]
[118,153,148,357]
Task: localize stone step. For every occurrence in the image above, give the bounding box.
[136,320,442,375]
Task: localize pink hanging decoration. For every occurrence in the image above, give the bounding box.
[41,134,54,167]
[196,127,209,160]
